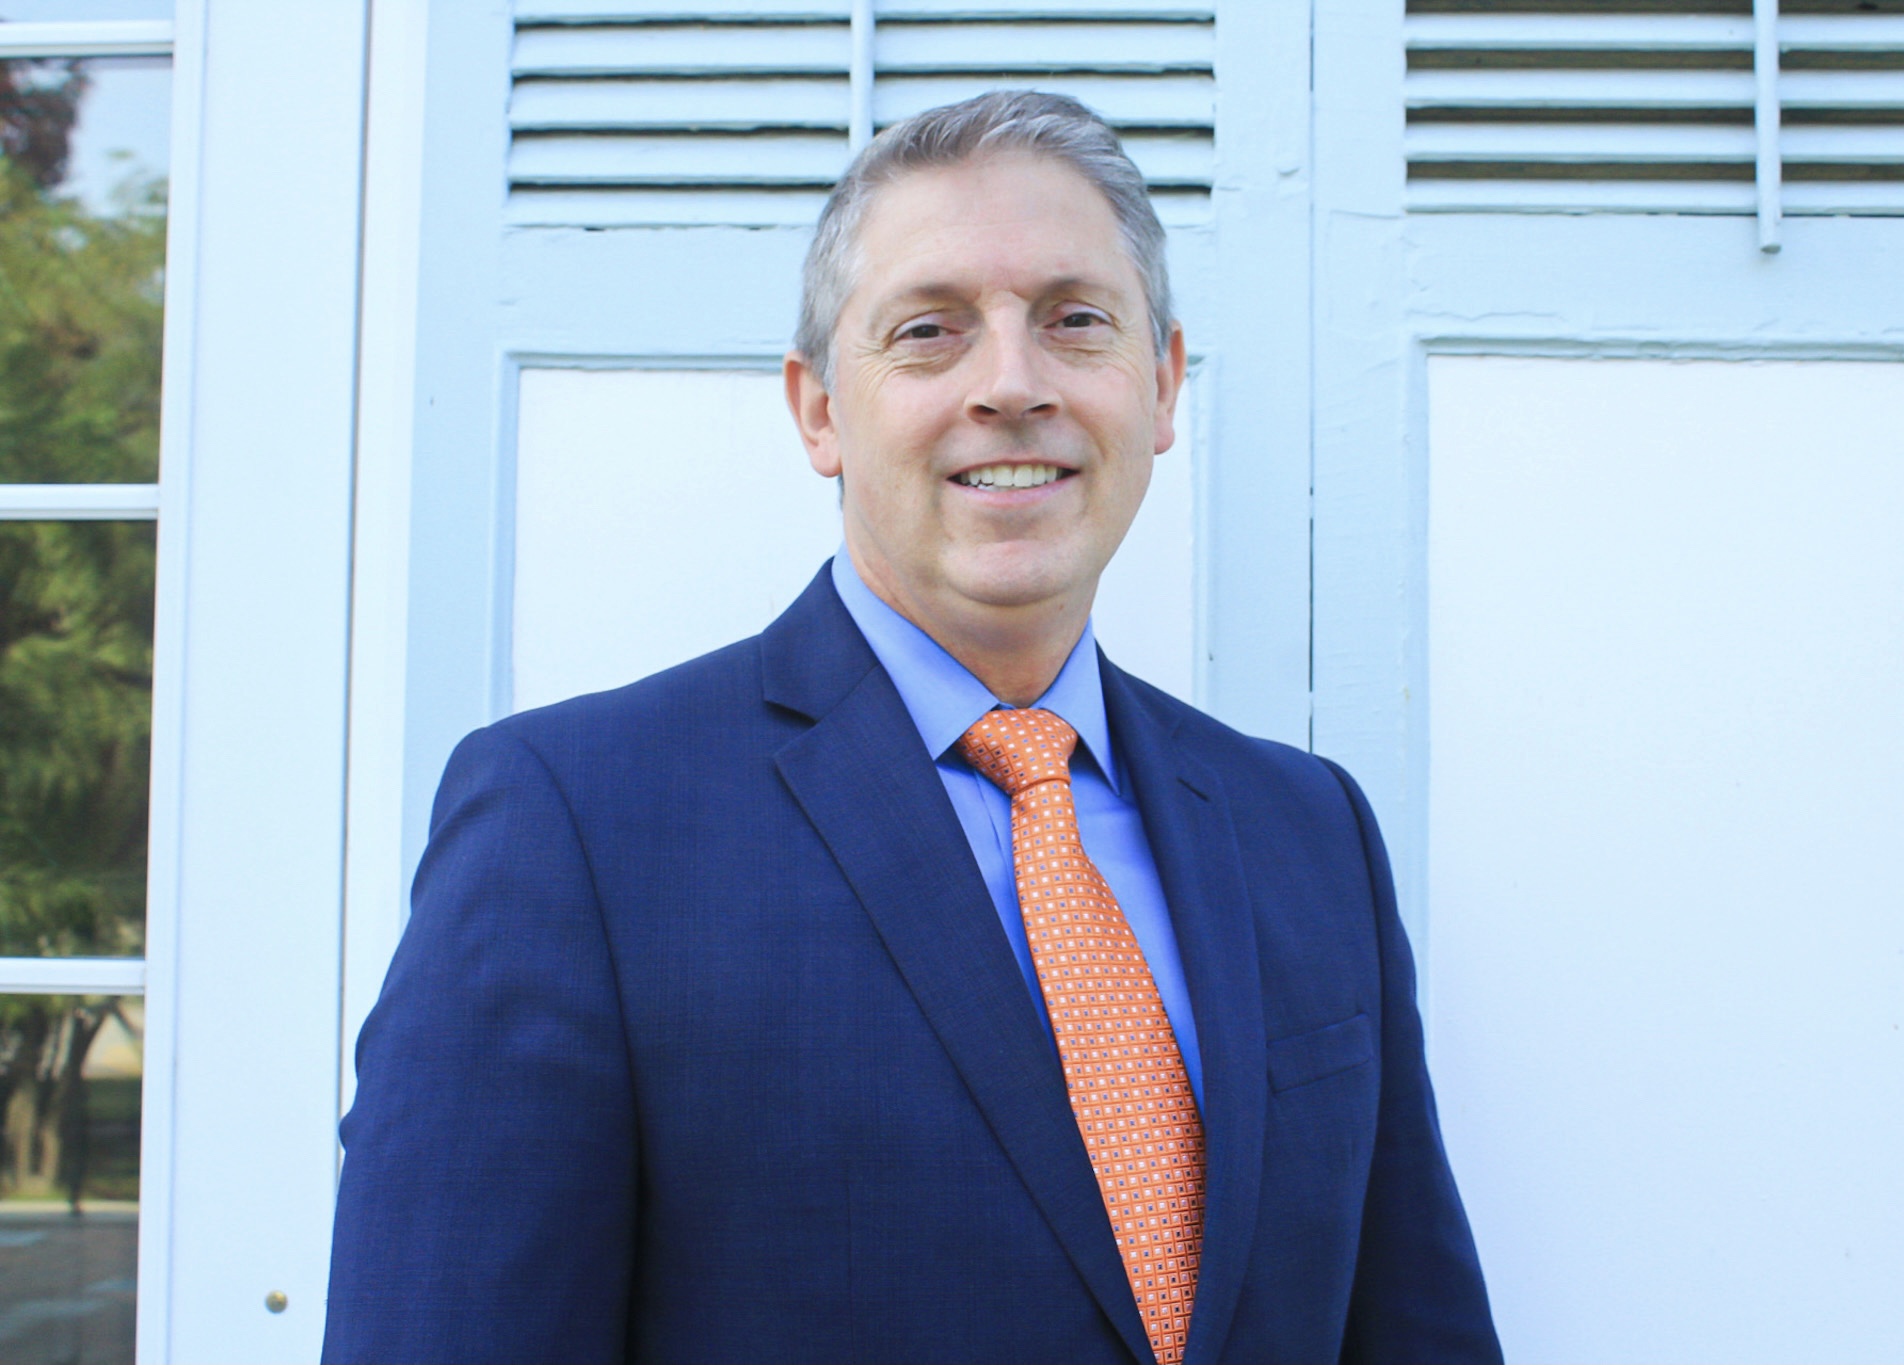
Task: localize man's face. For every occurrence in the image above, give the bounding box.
[789,150,1186,638]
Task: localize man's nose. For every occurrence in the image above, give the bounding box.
[966,325,1057,424]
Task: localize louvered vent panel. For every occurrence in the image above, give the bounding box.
[1406,0,1904,215]
[510,2,1215,227]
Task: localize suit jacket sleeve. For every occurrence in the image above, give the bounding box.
[322,725,637,1365]
[1322,758,1504,1365]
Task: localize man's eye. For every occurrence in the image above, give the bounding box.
[899,322,946,341]
[1058,311,1103,329]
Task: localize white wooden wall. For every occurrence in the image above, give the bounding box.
[113,0,1904,1359]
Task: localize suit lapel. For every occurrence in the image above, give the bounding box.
[763,570,1157,1364]
[1102,661,1269,1365]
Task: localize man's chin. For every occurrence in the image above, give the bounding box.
[944,553,1092,615]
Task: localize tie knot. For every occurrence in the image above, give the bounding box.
[957,708,1078,798]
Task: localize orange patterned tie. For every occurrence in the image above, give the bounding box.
[958,708,1205,1365]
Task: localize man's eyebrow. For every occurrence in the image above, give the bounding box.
[1037,274,1123,299]
[869,282,969,315]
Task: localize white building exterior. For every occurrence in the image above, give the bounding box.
[1,1,1896,1360]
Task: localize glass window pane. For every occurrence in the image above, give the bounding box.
[0,520,152,958]
[1,55,169,483]
[0,993,139,1365]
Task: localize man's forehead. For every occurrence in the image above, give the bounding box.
[871,271,1128,312]
[847,154,1137,307]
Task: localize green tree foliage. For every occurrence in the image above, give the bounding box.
[0,72,165,487]
[0,57,163,1206]
[0,518,155,959]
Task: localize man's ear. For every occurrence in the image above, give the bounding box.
[1152,324,1189,456]
[784,351,842,478]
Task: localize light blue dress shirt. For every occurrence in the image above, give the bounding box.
[830,553,1204,1107]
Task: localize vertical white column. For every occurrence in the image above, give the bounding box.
[341,0,431,1125]
[1206,0,1314,749]
[155,0,368,1357]
[1755,0,1782,253]
[848,0,874,152]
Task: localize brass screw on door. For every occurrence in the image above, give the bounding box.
[265,1291,288,1314]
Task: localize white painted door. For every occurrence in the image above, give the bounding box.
[1309,1,1904,1358]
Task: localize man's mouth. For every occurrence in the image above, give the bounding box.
[951,463,1072,490]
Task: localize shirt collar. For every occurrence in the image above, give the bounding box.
[830,551,1120,794]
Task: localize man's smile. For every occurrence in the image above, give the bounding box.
[950,461,1077,490]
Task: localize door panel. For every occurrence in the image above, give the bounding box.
[510,366,837,712]
[1425,355,1904,1363]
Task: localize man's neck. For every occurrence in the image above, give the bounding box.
[845,549,1090,708]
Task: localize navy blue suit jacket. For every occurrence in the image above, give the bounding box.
[323,565,1499,1364]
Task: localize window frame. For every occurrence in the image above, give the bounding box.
[0,12,185,1363]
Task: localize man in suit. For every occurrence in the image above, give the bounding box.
[323,91,1499,1364]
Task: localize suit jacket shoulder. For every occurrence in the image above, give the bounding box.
[479,635,775,779]
[1097,659,1373,897]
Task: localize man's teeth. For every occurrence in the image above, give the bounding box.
[954,463,1066,489]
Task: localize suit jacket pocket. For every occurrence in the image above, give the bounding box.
[1266,1012,1374,1094]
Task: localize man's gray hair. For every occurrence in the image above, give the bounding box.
[794,90,1173,387]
